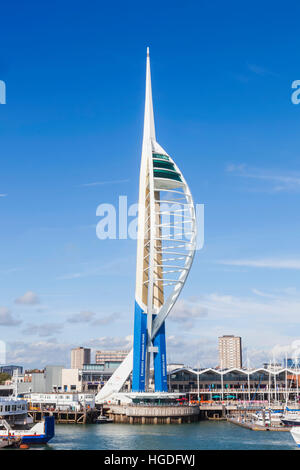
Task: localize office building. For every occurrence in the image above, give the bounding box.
[95,350,128,369]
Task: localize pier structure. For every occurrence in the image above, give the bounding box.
[107,404,199,424]
[96,48,197,404]
[27,408,99,424]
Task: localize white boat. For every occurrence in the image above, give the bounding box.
[95,414,113,424]
[290,426,300,447]
[249,410,283,426]
[281,408,300,426]
[0,397,55,444]
[0,397,30,426]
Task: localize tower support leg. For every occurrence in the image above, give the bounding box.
[132,302,147,392]
[153,321,168,392]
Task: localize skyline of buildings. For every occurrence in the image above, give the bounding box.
[6,336,300,377]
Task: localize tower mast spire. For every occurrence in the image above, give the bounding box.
[143,47,156,145]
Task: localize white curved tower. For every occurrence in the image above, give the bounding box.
[95,48,197,401]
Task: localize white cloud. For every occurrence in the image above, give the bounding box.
[0,307,21,326]
[67,310,120,325]
[167,335,218,368]
[92,313,120,326]
[80,179,130,187]
[57,258,131,280]
[167,291,300,364]
[0,194,7,198]
[226,164,300,192]
[15,291,40,305]
[67,311,96,323]
[246,63,274,76]
[89,335,133,351]
[193,291,300,323]
[218,259,300,270]
[22,323,63,337]
[170,299,207,328]
[8,340,70,367]
[272,340,300,360]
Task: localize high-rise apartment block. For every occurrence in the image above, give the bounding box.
[71,347,91,369]
[218,335,242,369]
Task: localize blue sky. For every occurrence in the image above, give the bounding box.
[1,0,300,368]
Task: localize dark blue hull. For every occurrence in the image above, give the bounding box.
[281,419,300,427]
[22,416,55,444]
[21,434,53,444]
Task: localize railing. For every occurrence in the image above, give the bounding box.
[108,404,199,417]
[176,388,292,394]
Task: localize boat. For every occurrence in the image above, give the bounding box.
[290,426,300,447]
[0,397,55,444]
[0,418,55,444]
[249,410,283,426]
[281,407,300,426]
[95,414,113,424]
[281,413,300,426]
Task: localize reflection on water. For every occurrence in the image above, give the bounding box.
[42,421,296,450]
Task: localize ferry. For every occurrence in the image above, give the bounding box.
[0,397,55,444]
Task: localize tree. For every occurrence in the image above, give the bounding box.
[0,373,11,384]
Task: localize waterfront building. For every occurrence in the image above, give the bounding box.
[44,365,63,392]
[61,364,131,393]
[62,368,82,392]
[218,335,242,369]
[12,365,63,395]
[96,48,197,401]
[168,366,300,402]
[24,392,95,411]
[95,350,129,368]
[71,347,91,369]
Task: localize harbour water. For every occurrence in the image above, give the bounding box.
[41,421,296,450]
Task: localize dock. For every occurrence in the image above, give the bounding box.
[227,417,290,432]
[28,408,99,424]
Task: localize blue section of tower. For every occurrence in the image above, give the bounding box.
[132,302,168,393]
[153,317,168,392]
[132,301,147,392]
